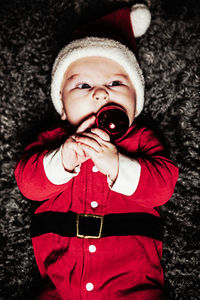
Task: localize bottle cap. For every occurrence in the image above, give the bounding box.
[95,104,129,141]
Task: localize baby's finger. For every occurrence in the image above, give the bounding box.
[76,115,96,133]
[73,142,87,158]
[78,143,97,160]
[76,131,104,145]
[76,136,101,152]
[90,127,110,142]
[64,140,85,159]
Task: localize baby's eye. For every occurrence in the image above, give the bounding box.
[109,81,122,87]
[77,83,91,89]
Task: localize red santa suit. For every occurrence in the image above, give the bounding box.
[14,123,179,300]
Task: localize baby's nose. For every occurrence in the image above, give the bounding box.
[93,88,109,101]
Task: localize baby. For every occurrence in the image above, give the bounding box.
[15,5,179,300]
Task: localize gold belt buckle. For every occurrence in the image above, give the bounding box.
[76,214,104,239]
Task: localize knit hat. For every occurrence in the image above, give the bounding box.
[51,4,151,118]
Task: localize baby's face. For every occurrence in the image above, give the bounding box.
[61,56,136,127]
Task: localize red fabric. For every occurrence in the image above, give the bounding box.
[74,7,137,55]
[15,124,178,299]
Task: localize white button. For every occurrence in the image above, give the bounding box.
[92,166,98,172]
[89,245,96,253]
[86,282,94,291]
[91,201,98,208]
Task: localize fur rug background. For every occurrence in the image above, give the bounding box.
[1,0,199,299]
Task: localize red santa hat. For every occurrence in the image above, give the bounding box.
[51,4,151,118]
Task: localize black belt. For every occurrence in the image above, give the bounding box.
[31,211,163,241]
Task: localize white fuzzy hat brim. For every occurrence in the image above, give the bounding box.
[51,37,145,118]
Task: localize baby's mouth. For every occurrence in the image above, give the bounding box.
[95,103,129,141]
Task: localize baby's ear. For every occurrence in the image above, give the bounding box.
[130,4,151,38]
[61,108,67,120]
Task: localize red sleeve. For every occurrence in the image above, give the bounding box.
[132,127,179,208]
[14,128,70,201]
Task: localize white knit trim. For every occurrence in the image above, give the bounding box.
[51,37,144,118]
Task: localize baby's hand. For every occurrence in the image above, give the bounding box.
[61,116,96,172]
[75,127,119,182]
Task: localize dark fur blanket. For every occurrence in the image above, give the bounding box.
[1,0,199,299]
